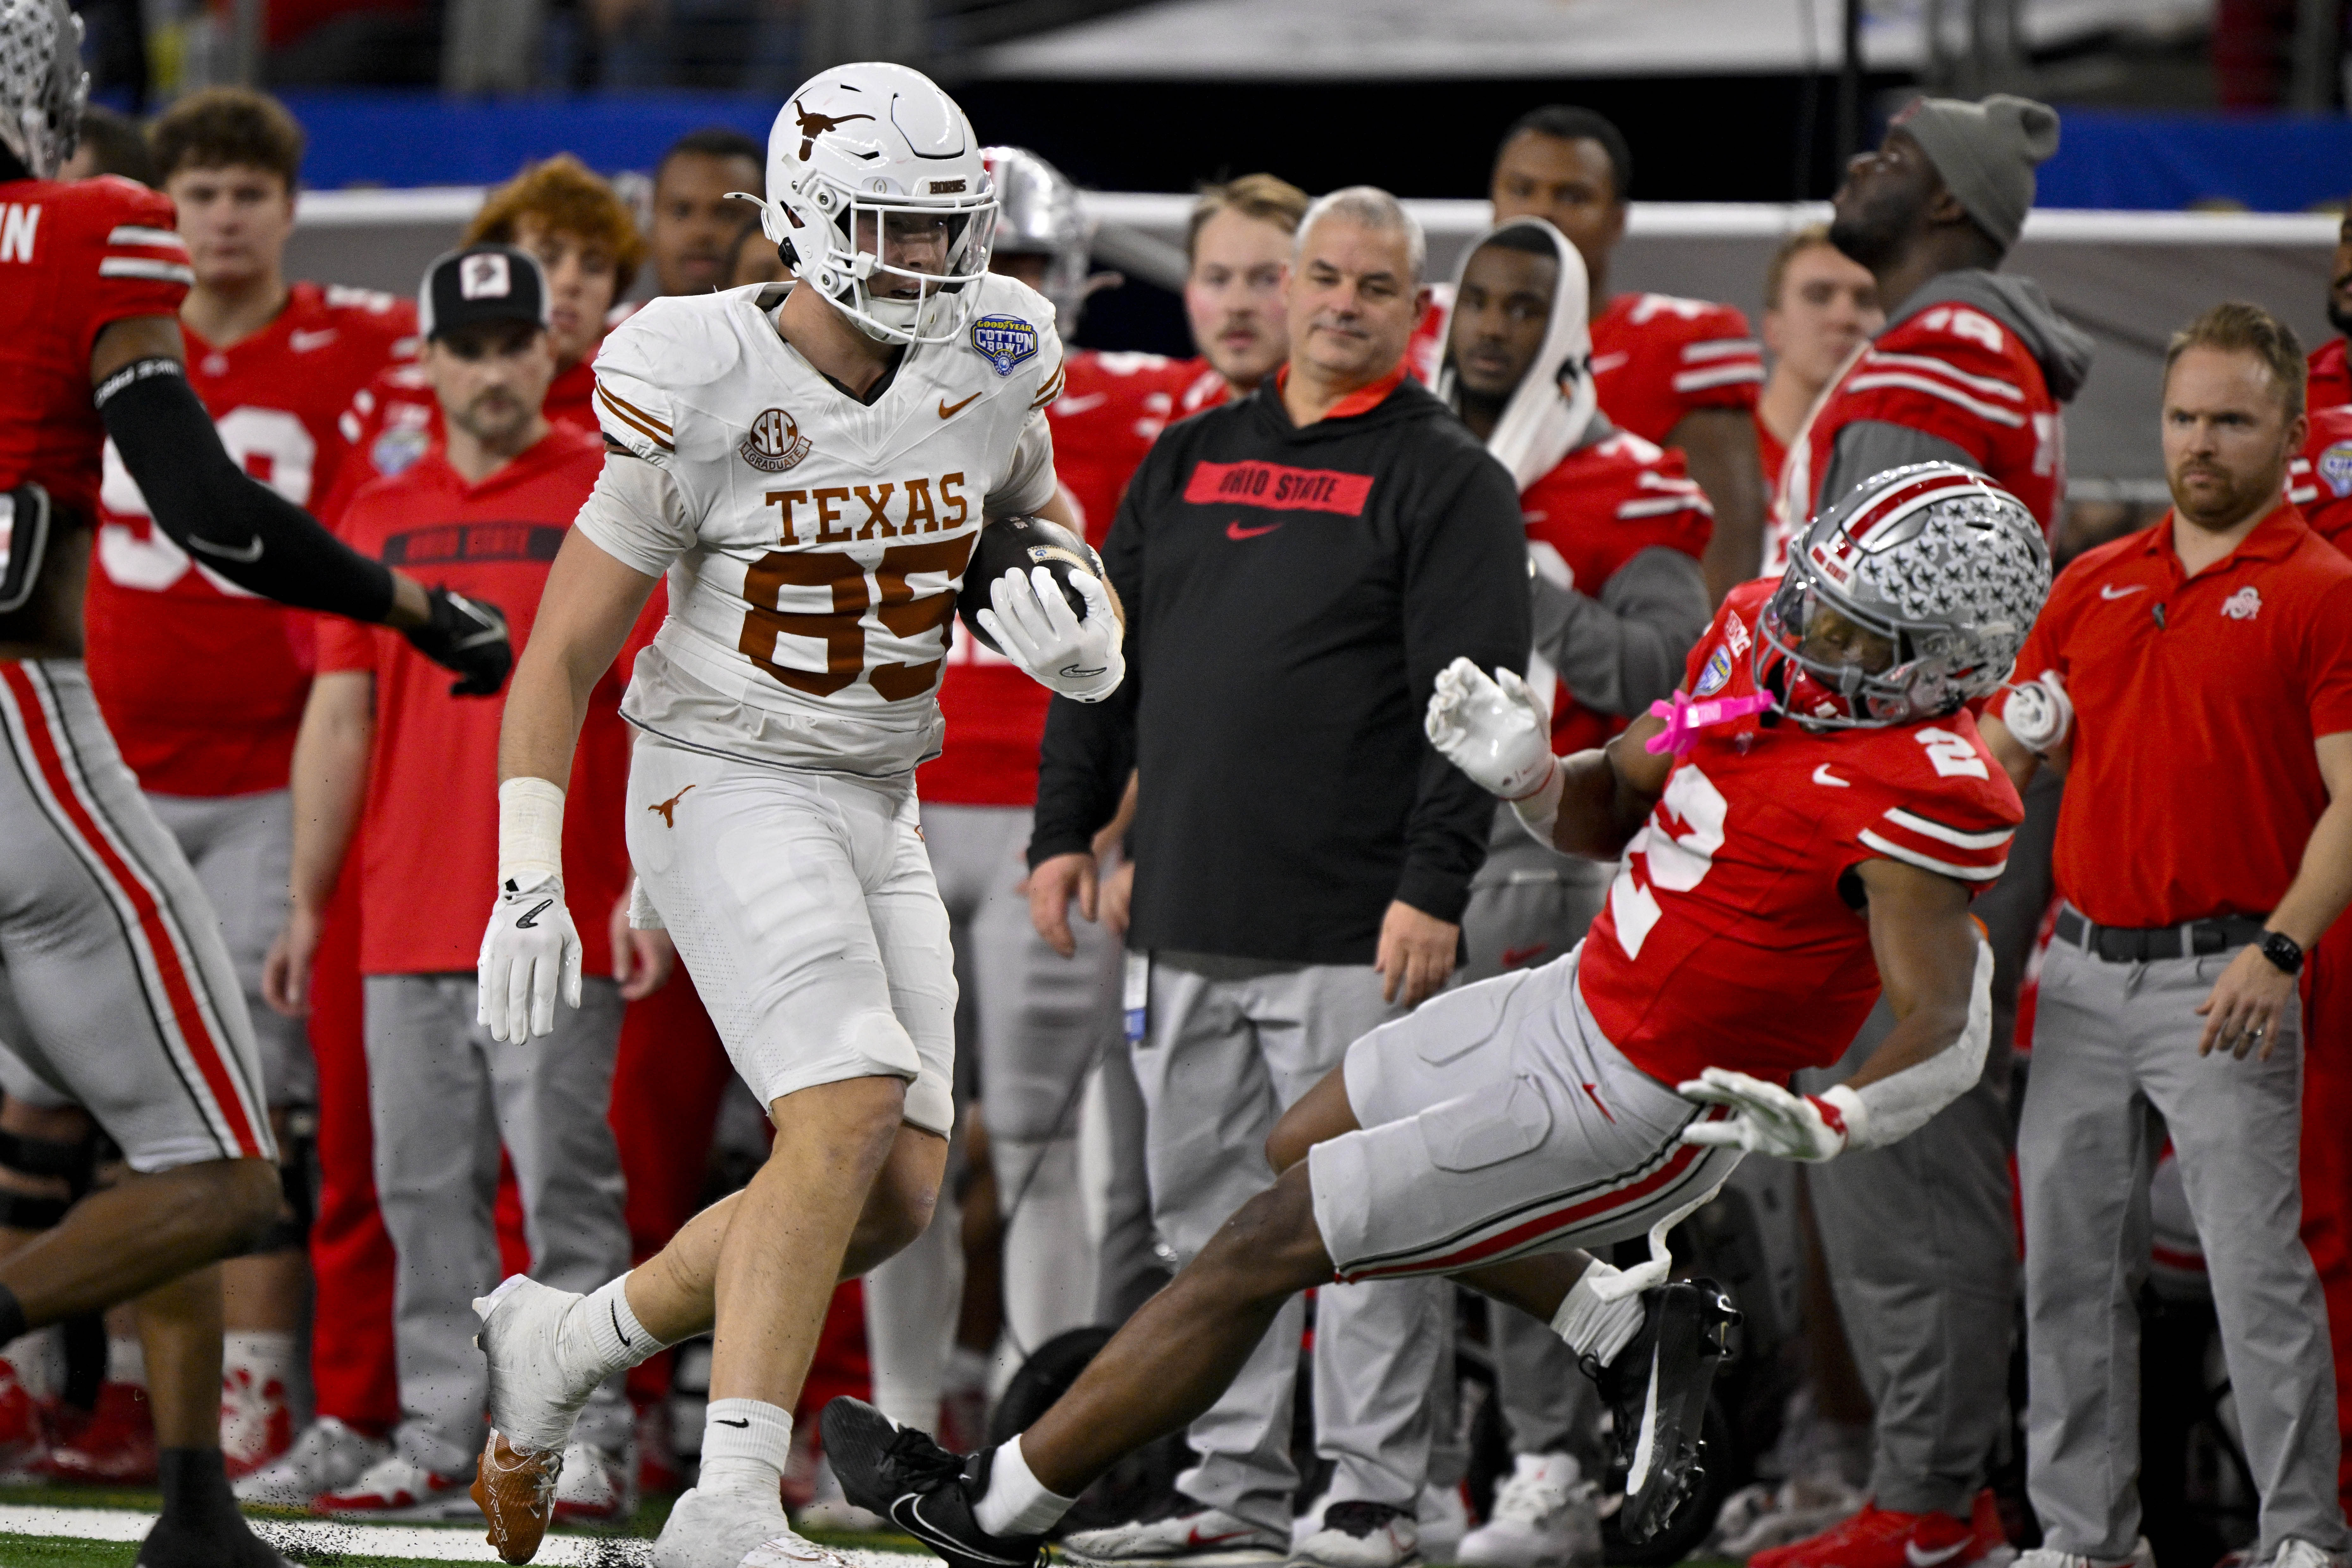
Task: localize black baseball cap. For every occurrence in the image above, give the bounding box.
[418,244,550,342]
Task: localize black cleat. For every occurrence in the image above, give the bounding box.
[135,1516,297,1568]
[822,1395,1046,1568]
[1583,1277,1739,1545]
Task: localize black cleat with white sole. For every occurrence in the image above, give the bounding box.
[822,1396,1047,1568]
[1583,1278,1739,1546]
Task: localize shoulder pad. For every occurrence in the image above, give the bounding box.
[597,295,746,393]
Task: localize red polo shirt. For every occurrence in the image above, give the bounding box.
[1992,503,2352,929]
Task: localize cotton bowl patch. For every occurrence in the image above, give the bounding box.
[1694,643,1733,696]
[2321,440,2352,497]
[971,314,1038,376]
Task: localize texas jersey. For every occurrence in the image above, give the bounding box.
[0,176,190,517]
[1519,427,1713,754]
[317,354,600,526]
[926,345,1197,806]
[84,282,417,796]
[578,277,1063,778]
[1590,293,1763,445]
[2292,402,2352,551]
[1577,579,2022,1089]
[1778,296,2065,569]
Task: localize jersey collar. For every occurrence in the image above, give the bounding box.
[2146,499,2310,580]
[1272,361,1409,423]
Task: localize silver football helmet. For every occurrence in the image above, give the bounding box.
[0,0,85,181]
[1756,462,2050,727]
[983,145,1093,327]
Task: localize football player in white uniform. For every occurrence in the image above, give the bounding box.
[462,62,1122,1568]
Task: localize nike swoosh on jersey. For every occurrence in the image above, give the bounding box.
[290,328,340,352]
[187,534,264,563]
[939,390,983,419]
[1501,943,1548,967]
[2100,583,2149,599]
[1812,765,1851,787]
[1227,520,1280,540]
[514,899,554,930]
[1906,1540,1974,1568]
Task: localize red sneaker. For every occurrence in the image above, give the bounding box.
[1749,1499,1988,1568]
[0,1360,43,1468]
[36,1381,157,1484]
[219,1362,294,1479]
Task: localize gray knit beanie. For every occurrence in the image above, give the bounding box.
[1894,94,2061,253]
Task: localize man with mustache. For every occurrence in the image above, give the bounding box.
[262,246,642,1522]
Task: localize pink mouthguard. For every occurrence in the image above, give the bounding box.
[1644,690,1773,757]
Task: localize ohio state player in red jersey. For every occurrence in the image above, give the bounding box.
[2293,403,2352,548]
[818,463,2047,1568]
[2311,207,2352,414]
[0,9,505,1562]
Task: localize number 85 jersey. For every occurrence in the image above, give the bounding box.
[1575,580,2024,1090]
[577,275,1065,777]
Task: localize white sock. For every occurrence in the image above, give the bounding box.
[699,1397,793,1496]
[568,1273,665,1388]
[974,1436,1075,1538]
[1550,1260,1646,1367]
[106,1335,147,1389]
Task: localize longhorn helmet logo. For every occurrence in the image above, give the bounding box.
[793,98,875,159]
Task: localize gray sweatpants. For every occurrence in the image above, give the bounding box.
[2021,929,2349,1562]
[1458,827,1612,1468]
[1136,951,1436,1530]
[362,973,631,1473]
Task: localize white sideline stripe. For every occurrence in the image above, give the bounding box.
[105,225,187,250]
[1841,372,2027,428]
[1672,363,1766,392]
[97,256,196,283]
[0,1503,938,1566]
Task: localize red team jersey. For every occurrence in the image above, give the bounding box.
[1577,580,2021,1089]
[1588,293,1764,445]
[1778,299,2065,569]
[84,282,417,797]
[2312,337,2351,415]
[318,354,599,525]
[2293,403,2352,552]
[0,176,190,516]
[318,424,636,976]
[1519,428,1713,753]
[924,348,1222,807]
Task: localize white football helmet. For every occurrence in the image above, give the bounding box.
[983,145,1092,328]
[755,61,996,345]
[0,0,86,181]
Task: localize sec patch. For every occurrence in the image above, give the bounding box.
[2321,440,2352,498]
[971,314,1038,376]
[1694,643,1733,696]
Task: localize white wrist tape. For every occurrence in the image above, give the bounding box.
[1509,757,1564,845]
[1844,939,1993,1148]
[497,775,567,887]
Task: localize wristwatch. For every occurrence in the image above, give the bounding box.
[2259,930,2305,976]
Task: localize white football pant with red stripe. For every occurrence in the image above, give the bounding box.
[0,660,273,1170]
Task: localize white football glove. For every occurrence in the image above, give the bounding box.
[2001,669,2073,756]
[1677,1068,1866,1162]
[1424,655,1556,800]
[478,873,583,1043]
[978,565,1124,703]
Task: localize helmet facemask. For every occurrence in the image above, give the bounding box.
[768,169,997,346]
[0,0,87,182]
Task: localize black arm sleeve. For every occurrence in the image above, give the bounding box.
[1029,473,1146,868]
[96,358,396,623]
[1394,452,1533,924]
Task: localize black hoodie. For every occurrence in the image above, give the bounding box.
[1029,371,1530,966]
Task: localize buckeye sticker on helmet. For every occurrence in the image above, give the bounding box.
[970,314,1038,376]
[739,408,813,474]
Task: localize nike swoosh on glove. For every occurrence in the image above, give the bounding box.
[977,564,1124,703]
[407,588,514,697]
[1676,1067,1861,1162]
[478,874,583,1042]
[1423,656,1556,800]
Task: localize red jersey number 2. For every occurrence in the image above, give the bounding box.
[1609,763,1728,958]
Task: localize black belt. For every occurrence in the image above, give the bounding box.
[2052,907,2267,963]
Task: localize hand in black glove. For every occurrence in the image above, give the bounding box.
[404,587,513,696]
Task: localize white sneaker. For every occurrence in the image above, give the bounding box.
[658,1484,851,1568]
[2270,1543,2349,1568]
[553,1440,637,1523]
[796,1453,886,1532]
[473,1273,607,1457]
[232,1417,392,1508]
[1292,1501,1421,1568]
[1459,1454,1601,1568]
[1063,1506,1291,1566]
[1420,1483,1470,1564]
[2014,1539,2156,1568]
[311,1448,478,1520]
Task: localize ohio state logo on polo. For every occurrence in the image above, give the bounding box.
[739,408,813,473]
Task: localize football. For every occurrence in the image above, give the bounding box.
[956,514,1106,654]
